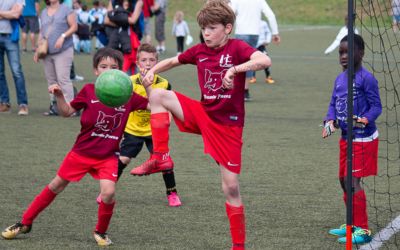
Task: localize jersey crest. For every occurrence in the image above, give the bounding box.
[204,69,227,93]
[95,111,122,132]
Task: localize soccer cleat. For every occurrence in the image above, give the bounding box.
[337,227,372,244]
[1,222,32,239]
[329,224,347,237]
[265,76,275,84]
[249,77,257,84]
[130,154,174,176]
[94,231,113,246]
[167,192,182,207]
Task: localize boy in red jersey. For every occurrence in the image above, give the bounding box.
[1,48,148,246]
[129,1,270,249]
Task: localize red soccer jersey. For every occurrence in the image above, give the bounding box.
[178,39,256,127]
[69,84,148,159]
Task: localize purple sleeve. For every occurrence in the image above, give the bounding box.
[325,81,337,121]
[363,74,382,123]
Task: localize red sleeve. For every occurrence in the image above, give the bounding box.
[234,39,257,63]
[70,84,90,111]
[178,44,200,65]
[129,92,148,111]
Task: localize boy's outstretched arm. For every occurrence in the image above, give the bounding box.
[142,56,181,92]
[48,84,77,117]
[223,51,270,89]
[235,51,271,74]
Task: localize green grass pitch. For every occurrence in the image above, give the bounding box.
[0,24,398,249]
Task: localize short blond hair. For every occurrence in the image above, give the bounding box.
[137,43,158,60]
[197,0,235,28]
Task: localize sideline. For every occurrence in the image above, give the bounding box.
[359,215,400,250]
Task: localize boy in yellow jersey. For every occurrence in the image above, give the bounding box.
[122,43,181,206]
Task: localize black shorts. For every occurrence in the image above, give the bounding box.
[22,16,40,33]
[120,132,153,158]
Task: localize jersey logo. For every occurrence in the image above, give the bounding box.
[219,54,233,68]
[204,69,227,93]
[94,111,122,132]
[199,57,208,62]
[335,97,347,114]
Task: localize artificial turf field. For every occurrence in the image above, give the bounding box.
[0,24,399,249]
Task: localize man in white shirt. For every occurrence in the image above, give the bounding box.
[230,0,280,101]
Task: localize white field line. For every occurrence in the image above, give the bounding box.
[359,215,400,250]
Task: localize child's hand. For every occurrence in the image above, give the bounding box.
[322,120,336,138]
[48,84,63,97]
[142,70,155,88]
[353,115,368,128]
[222,67,236,90]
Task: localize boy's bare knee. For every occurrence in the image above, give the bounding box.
[223,183,240,199]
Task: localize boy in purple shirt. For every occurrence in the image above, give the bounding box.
[322,34,382,244]
[129,1,270,249]
[1,48,148,246]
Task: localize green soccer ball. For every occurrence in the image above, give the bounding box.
[95,69,133,107]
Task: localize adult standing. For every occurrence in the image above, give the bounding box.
[0,0,29,115]
[230,0,280,101]
[21,0,40,52]
[34,0,77,116]
[142,0,155,44]
[154,0,167,54]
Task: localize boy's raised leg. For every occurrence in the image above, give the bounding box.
[130,112,174,175]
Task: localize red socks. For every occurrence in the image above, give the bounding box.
[95,201,115,234]
[225,202,246,248]
[353,190,368,229]
[22,185,57,225]
[151,112,170,155]
[343,190,368,229]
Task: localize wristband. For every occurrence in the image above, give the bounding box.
[61,33,66,38]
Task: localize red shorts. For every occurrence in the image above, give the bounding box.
[173,92,243,174]
[57,151,118,182]
[339,138,379,178]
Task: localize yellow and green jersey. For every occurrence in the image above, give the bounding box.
[124,73,171,137]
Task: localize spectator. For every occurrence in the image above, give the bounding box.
[229,0,280,101]
[76,4,95,54]
[35,0,78,116]
[105,0,143,73]
[142,0,157,44]
[21,0,40,52]
[89,0,107,49]
[0,0,29,115]
[72,0,82,52]
[154,0,167,54]
[172,10,190,55]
